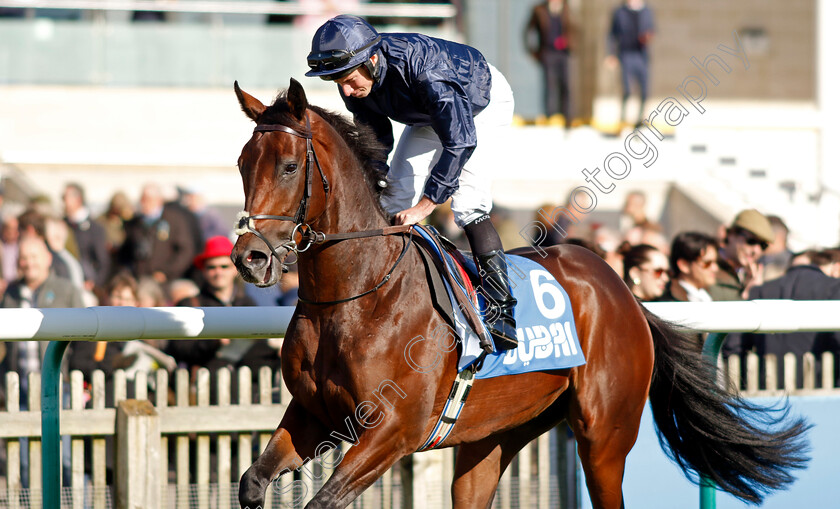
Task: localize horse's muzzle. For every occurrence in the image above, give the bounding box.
[232,238,284,287]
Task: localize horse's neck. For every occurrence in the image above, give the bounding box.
[298,152,408,305]
[311,162,389,236]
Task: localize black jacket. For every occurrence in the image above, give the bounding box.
[746,265,840,388]
[66,212,111,287]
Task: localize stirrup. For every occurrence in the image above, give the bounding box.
[487,313,518,351]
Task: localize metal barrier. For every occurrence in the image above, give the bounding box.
[0,0,457,19]
[1,300,837,508]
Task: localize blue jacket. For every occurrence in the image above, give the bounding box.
[341,33,492,204]
[608,5,654,55]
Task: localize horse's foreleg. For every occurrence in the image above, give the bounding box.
[302,420,412,508]
[239,399,331,509]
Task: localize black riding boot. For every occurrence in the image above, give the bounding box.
[475,250,518,350]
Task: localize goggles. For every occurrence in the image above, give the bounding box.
[307,36,381,77]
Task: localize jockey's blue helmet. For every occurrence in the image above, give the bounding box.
[305,15,382,81]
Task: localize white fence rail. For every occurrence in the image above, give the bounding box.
[1,300,834,344]
[644,300,840,333]
[0,306,294,342]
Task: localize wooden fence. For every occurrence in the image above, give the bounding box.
[1,351,838,509]
[725,350,838,396]
[1,366,295,509]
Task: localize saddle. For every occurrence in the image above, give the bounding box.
[411,224,494,354]
[411,224,586,451]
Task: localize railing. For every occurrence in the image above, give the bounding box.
[0,1,457,88]
[726,350,837,395]
[1,301,838,508]
[2,353,835,508]
[0,0,457,18]
[0,366,571,509]
[2,366,291,509]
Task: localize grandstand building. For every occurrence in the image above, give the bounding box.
[0,0,836,248]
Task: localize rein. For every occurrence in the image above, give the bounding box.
[235,114,415,305]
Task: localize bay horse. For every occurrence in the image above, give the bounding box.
[230,78,808,509]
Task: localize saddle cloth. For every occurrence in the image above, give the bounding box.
[412,226,585,380]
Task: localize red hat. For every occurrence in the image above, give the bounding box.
[194,235,234,268]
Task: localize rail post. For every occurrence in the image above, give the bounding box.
[41,340,70,509]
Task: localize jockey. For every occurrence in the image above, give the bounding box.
[305,15,518,350]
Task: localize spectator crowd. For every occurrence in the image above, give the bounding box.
[2,180,838,407]
[0,183,299,413]
[490,191,840,391]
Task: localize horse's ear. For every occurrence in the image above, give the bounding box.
[234,80,266,122]
[286,78,308,121]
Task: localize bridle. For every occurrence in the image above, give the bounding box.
[234,113,413,304]
[234,114,331,265]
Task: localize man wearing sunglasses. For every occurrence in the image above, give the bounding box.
[661,231,719,304]
[305,15,519,350]
[708,209,774,301]
[656,231,719,351]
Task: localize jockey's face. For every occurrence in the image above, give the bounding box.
[334,55,376,99]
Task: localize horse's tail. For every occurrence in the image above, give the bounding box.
[643,306,811,505]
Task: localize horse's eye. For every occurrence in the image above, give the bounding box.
[283,163,298,175]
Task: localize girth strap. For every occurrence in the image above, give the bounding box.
[418,368,475,451]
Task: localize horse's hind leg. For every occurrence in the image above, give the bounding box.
[451,416,561,509]
[239,399,331,509]
[450,435,516,509]
[567,357,650,509]
[567,399,641,509]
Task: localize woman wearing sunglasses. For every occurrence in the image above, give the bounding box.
[305,15,519,350]
[620,243,670,301]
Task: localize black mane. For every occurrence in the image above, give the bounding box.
[258,90,388,201]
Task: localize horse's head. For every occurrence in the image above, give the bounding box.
[231,78,330,287]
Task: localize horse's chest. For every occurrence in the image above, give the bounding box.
[283,334,356,405]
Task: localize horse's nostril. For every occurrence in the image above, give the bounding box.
[245,250,269,269]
